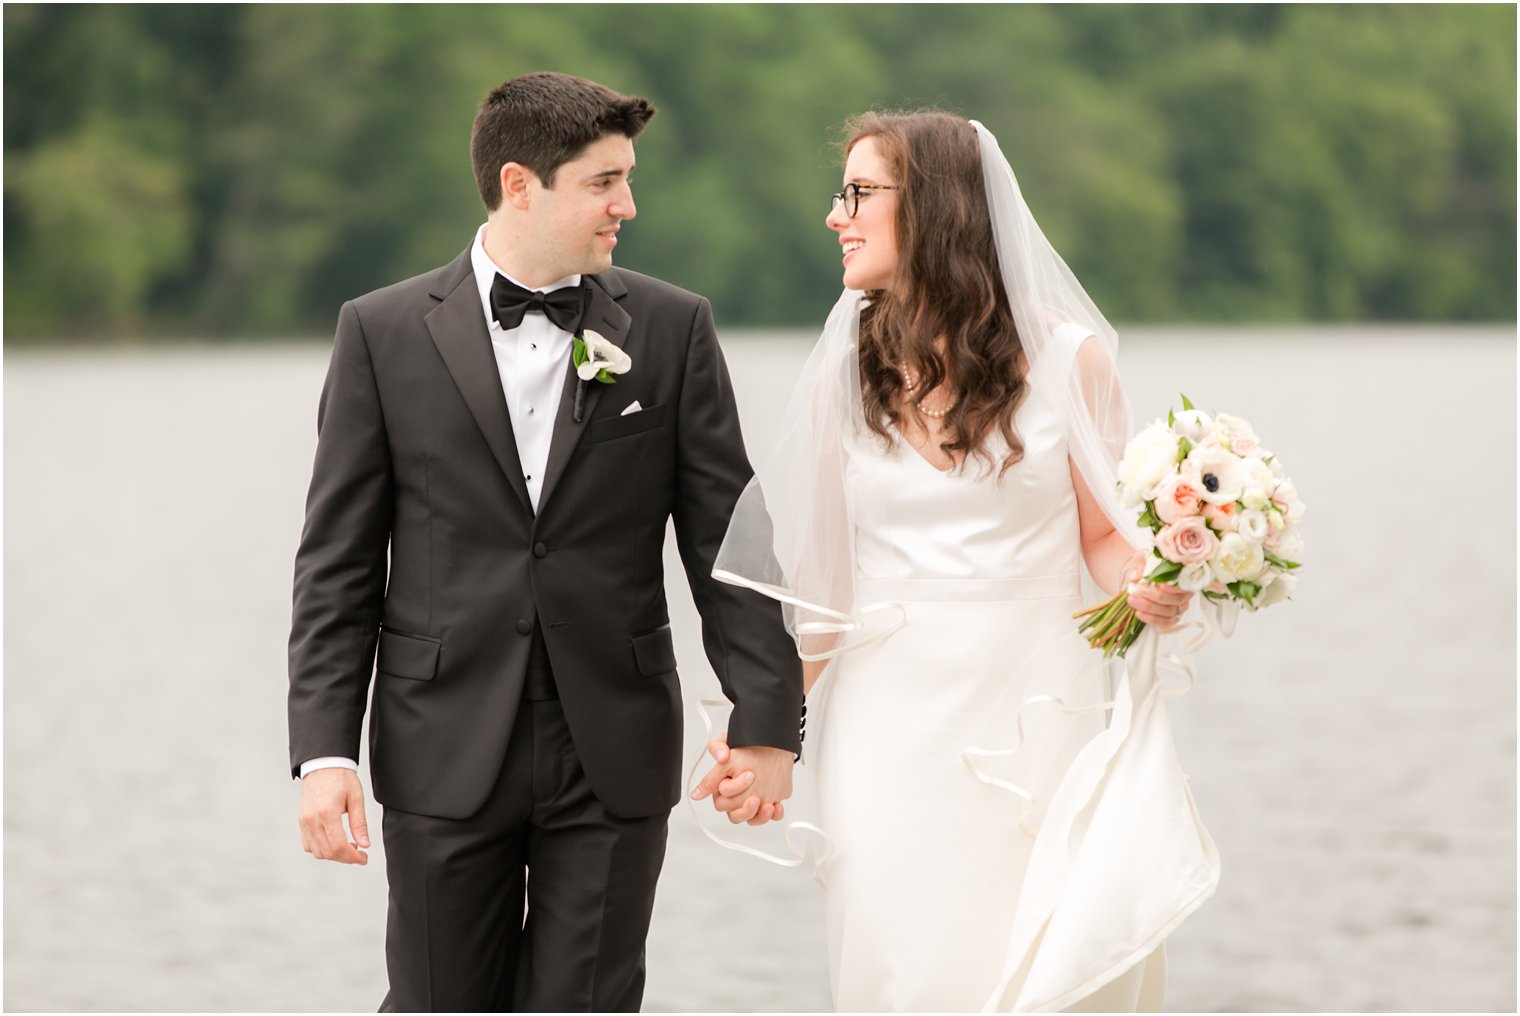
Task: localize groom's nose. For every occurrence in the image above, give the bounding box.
[610,182,636,221]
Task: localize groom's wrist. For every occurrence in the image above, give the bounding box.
[298,756,359,780]
[726,716,805,765]
[726,715,802,758]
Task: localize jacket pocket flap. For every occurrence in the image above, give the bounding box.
[590,403,666,444]
[377,629,440,681]
[630,626,677,677]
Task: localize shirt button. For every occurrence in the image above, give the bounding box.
[525,474,532,482]
[533,542,548,558]
[528,407,535,415]
[516,619,532,636]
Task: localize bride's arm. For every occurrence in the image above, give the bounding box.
[803,657,829,695]
[1070,459,1192,629]
[1063,331,1193,629]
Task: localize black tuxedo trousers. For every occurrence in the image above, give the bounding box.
[288,250,801,1010]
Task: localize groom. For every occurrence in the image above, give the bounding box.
[288,72,801,1011]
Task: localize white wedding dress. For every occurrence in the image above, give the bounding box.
[809,329,1216,1012]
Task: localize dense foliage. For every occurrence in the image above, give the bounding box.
[4,4,1513,340]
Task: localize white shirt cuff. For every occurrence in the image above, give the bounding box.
[298,756,359,779]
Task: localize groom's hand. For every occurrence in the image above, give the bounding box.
[299,768,371,865]
[692,735,792,826]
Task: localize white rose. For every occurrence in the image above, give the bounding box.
[1270,525,1305,561]
[1214,531,1267,582]
[1177,560,1215,592]
[1117,421,1180,507]
[1237,508,1270,543]
[577,329,632,381]
[1171,409,1213,442]
[1192,430,1223,452]
[1185,445,1246,505]
[1257,570,1298,607]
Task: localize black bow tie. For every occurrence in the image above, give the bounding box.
[490,274,588,335]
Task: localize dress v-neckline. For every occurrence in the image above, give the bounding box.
[889,422,962,475]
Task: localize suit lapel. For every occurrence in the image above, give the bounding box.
[537,271,632,513]
[424,251,534,515]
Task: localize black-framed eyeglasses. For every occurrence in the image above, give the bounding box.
[830,182,899,218]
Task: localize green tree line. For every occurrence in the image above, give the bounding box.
[4,4,1514,341]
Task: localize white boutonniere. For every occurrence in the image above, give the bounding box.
[571,329,631,422]
[573,329,631,382]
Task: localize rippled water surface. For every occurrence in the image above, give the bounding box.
[5,326,1514,1011]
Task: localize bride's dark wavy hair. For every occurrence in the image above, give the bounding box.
[842,110,1028,475]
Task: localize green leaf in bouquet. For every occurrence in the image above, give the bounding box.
[1136,503,1159,529]
[1148,560,1183,584]
[1180,393,1195,411]
[572,337,588,367]
[1263,552,1302,571]
[1227,580,1260,606]
[1177,436,1193,463]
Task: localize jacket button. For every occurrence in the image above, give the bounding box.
[515,619,532,636]
[533,542,548,558]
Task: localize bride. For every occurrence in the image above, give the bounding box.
[701,110,1217,1011]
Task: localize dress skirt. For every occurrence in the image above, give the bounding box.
[812,577,1166,1012]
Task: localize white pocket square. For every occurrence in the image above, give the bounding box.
[620,400,643,417]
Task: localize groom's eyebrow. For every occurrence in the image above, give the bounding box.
[584,164,634,183]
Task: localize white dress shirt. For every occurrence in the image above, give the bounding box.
[299,224,582,780]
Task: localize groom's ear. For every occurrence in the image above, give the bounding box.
[499,162,536,211]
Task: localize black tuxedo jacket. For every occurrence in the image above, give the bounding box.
[288,247,801,820]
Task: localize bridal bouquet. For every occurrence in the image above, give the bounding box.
[1076,396,1305,658]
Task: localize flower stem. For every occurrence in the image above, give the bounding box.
[1075,589,1147,659]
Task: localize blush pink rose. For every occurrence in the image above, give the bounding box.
[1203,500,1239,533]
[1155,517,1220,566]
[1153,474,1205,525]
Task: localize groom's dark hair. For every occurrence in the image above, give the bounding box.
[471,72,656,208]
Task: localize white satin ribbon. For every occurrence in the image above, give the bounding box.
[711,568,907,660]
[684,697,835,887]
[1154,595,1237,698]
[960,626,1102,803]
[963,600,1234,818]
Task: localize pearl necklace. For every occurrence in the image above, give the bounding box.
[899,360,957,418]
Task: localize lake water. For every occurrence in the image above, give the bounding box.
[4,325,1515,1012]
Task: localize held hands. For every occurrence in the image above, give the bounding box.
[1123,554,1195,631]
[299,768,371,865]
[691,732,793,826]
